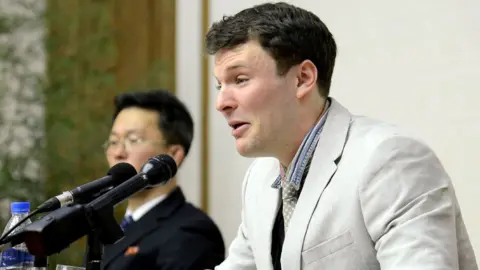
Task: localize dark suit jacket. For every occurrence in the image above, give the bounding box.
[101,187,225,270]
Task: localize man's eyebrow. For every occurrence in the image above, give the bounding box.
[226,64,248,71]
[109,129,144,137]
[213,64,249,79]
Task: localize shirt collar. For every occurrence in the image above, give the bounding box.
[125,194,167,222]
[272,99,331,189]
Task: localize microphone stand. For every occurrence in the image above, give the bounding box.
[83,205,122,270]
[84,230,103,270]
[34,255,48,269]
[81,174,152,270]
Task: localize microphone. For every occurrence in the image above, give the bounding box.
[87,154,177,211]
[0,204,91,255]
[0,155,177,257]
[36,162,137,213]
[0,163,137,245]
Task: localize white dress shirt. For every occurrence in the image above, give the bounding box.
[125,194,167,221]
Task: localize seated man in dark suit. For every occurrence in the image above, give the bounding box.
[100,89,225,270]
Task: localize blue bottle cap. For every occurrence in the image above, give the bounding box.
[11,202,30,214]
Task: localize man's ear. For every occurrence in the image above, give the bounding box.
[167,144,185,167]
[295,60,318,99]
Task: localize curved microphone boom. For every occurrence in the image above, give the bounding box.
[36,162,137,213]
[87,154,177,211]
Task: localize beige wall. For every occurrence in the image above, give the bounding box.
[176,0,480,256]
[175,0,204,207]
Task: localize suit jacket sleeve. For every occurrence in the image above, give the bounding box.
[359,135,469,269]
[215,161,257,270]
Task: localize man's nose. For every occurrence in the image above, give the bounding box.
[111,144,128,161]
[216,88,237,114]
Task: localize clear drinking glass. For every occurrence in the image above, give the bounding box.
[56,265,86,270]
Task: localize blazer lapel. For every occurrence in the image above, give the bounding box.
[258,174,281,270]
[102,187,185,268]
[281,98,352,270]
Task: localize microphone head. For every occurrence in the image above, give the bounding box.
[107,162,137,185]
[140,154,178,186]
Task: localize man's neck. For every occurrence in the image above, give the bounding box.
[127,178,177,212]
[278,99,327,167]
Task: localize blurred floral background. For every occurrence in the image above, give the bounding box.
[0,0,175,268]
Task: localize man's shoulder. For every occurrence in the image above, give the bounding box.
[129,201,225,268]
[350,115,404,138]
[347,114,429,151]
[329,98,425,147]
[178,201,222,229]
[145,201,224,246]
[338,115,441,179]
[172,203,225,251]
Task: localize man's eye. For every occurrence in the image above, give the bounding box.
[215,84,222,90]
[236,77,248,84]
[109,141,120,146]
[127,138,142,144]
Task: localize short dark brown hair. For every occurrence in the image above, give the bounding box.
[205,2,337,96]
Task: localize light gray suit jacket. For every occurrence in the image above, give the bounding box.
[216,98,478,270]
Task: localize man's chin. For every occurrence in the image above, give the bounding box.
[235,145,251,157]
[235,139,263,158]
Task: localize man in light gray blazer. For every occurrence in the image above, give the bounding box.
[205,2,477,270]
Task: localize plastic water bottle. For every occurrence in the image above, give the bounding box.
[0,202,34,269]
